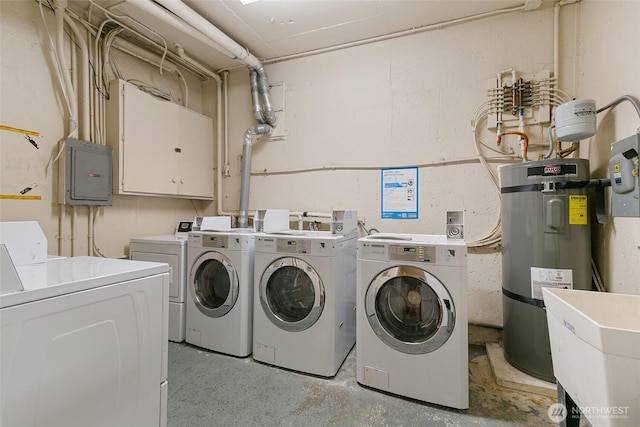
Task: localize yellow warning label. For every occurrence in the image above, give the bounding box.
[569,195,588,225]
[613,162,621,173]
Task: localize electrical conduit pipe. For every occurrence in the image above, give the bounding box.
[64,10,97,255]
[153,0,260,68]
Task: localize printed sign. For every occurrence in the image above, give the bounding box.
[381,167,418,219]
[531,267,573,300]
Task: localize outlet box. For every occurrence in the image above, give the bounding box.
[330,209,357,237]
[446,210,464,239]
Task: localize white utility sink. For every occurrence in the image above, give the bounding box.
[543,288,640,427]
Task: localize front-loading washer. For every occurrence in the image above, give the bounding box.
[186,229,255,357]
[356,233,469,409]
[252,231,357,377]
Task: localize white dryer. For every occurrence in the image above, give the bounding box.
[1,256,170,427]
[252,231,357,377]
[186,229,255,357]
[130,235,188,342]
[356,233,468,409]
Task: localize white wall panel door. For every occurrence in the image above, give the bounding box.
[121,85,179,195]
[177,108,214,198]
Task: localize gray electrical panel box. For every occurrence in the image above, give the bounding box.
[609,133,639,217]
[62,138,113,206]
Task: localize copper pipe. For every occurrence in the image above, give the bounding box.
[499,131,529,161]
[560,142,580,158]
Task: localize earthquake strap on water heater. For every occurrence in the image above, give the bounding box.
[594,185,608,225]
[501,179,611,224]
[502,287,546,308]
[500,179,611,194]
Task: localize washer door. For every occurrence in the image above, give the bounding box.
[365,265,455,354]
[259,257,325,332]
[190,252,238,318]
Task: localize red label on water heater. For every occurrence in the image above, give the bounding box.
[543,165,562,175]
[527,164,577,177]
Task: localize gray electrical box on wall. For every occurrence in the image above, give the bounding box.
[609,133,640,217]
[62,138,113,206]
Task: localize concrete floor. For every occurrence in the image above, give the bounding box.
[167,333,562,426]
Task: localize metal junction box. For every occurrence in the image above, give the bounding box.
[62,138,113,206]
[609,133,640,217]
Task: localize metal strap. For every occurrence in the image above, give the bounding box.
[501,179,611,194]
[502,287,546,308]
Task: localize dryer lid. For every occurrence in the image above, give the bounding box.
[1,257,169,309]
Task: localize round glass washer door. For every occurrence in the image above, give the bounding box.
[365,265,455,354]
[190,251,239,318]
[259,257,325,332]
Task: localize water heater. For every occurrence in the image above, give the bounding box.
[500,158,592,382]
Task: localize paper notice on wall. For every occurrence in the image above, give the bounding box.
[381,167,418,219]
[530,267,573,300]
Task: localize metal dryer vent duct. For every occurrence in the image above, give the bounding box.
[238,124,272,228]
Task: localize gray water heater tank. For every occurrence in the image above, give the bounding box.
[500,158,592,382]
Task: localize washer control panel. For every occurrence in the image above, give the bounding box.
[389,245,436,263]
[203,235,228,248]
[277,239,311,254]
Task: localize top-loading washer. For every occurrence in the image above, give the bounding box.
[186,228,256,357]
[1,255,170,427]
[130,235,188,342]
[252,230,357,377]
[356,233,468,409]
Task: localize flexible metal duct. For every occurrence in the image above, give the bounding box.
[249,66,278,126]
[249,68,264,123]
[254,66,277,126]
[238,124,272,228]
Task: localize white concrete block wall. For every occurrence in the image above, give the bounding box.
[1,1,638,326]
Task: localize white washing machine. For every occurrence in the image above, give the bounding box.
[356,233,469,409]
[1,256,170,427]
[130,235,188,342]
[186,229,255,357]
[252,231,357,377]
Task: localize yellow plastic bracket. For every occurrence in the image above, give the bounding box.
[0,125,40,137]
